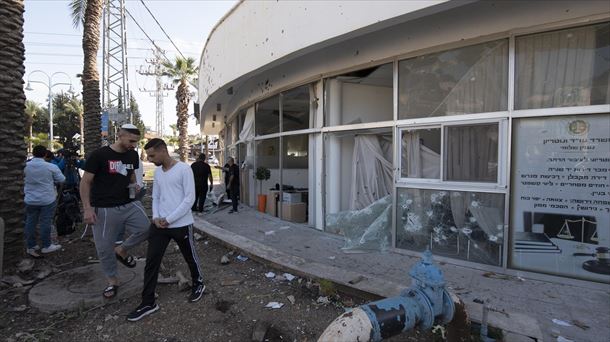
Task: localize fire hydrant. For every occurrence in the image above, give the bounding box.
[318,250,455,342]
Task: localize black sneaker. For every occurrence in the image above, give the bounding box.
[189,283,205,302]
[126,303,159,322]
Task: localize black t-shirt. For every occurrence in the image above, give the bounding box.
[229,164,239,186]
[84,146,139,207]
[191,160,211,188]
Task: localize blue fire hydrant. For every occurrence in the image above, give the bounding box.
[318,250,455,342]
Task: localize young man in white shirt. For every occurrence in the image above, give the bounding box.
[127,138,204,322]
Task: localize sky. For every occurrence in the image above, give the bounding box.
[23,0,237,136]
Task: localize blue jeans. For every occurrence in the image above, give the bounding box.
[24,201,56,249]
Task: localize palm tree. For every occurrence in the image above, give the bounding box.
[162,57,198,162]
[24,100,41,155]
[70,0,103,158]
[0,0,27,262]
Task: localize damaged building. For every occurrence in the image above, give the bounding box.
[197,1,610,285]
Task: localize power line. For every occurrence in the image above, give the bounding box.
[125,8,171,63]
[24,31,169,42]
[138,0,186,60]
[25,41,153,51]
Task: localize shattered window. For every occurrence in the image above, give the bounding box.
[396,188,505,266]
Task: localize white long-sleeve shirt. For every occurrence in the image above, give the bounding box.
[152,161,195,228]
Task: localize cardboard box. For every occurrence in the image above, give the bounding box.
[266,190,280,217]
[281,202,307,223]
[282,192,301,203]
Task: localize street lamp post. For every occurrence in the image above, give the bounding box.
[25,70,73,151]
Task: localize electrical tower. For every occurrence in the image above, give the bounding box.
[102,0,131,123]
[138,47,172,137]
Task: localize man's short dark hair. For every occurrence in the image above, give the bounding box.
[33,145,47,158]
[144,138,167,150]
[198,153,206,160]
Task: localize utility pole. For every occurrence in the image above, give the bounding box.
[102,0,131,124]
[138,47,172,137]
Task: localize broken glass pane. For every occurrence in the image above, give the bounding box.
[396,188,505,266]
[326,195,392,252]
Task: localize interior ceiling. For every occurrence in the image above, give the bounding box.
[337,63,393,87]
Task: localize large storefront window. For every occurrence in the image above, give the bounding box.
[325,63,393,126]
[255,95,280,136]
[400,122,500,183]
[397,188,505,266]
[516,22,610,109]
[256,138,280,214]
[324,128,393,251]
[282,85,311,132]
[399,39,508,119]
[511,114,610,282]
[281,135,309,223]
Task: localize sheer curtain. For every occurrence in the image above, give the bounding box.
[516,24,600,109]
[401,131,440,178]
[350,135,393,210]
[445,124,498,182]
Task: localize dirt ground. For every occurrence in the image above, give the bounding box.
[0,181,438,342]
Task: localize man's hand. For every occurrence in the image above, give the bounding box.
[153,218,169,228]
[83,207,96,224]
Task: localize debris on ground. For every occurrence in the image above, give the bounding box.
[157,274,178,284]
[283,273,296,281]
[251,320,270,342]
[35,266,52,280]
[265,272,276,279]
[287,295,296,305]
[193,232,204,241]
[236,255,249,262]
[552,319,572,327]
[316,296,330,305]
[571,319,590,330]
[7,305,28,312]
[265,301,284,309]
[220,278,243,286]
[1,275,35,287]
[220,254,230,265]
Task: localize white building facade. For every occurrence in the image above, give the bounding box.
[198,0,610,285]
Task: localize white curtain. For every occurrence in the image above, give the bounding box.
[401,131,440,178]
[445,125,498,182]
[350,135,393,210]
[516,25,599,109]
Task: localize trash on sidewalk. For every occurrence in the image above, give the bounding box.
[264,301,284,309]
[193,232,204,241]
[328,256,336,260]
[283,273,296,281]
[34,266,52,280]
[220,278,244,286]
[287,295,296,305]
[157,274,178,284]
[265,272,276,278]
[557,336,574,342]
[552,319,572,327]
[264,230,275,236]
[348,275,365,285]
[571,320,590,330]
[236,255,249,262]
[316,296,330,305]
[220,254,230,265]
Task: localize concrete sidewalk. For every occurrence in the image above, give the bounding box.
[194,205,610,342]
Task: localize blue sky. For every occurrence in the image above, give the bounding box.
[24,0,237,135]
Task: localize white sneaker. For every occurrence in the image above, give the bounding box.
[41,244,62,254]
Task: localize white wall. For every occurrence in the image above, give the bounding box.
[341,83,393,125]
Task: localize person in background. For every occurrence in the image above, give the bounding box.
[191,153,213,214]
[127,138,204,322]
[24,145,65,258]
[80,124,150,299]
[227,157,240,214]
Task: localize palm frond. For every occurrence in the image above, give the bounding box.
[69,0,87,28]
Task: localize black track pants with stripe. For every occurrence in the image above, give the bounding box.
[141,224,203,305]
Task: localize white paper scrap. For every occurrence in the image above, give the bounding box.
[265,272,276,278]
[265,302,284,309]
[283,273,296,281]
[552,319,572,327]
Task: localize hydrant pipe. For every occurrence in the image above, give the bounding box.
[318,250,454,342]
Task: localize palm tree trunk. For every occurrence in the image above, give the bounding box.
[176,80,190,162]
[82,0,103,158]
[0,0,27,265]
[26,118,33,155]
[79,111,84,155]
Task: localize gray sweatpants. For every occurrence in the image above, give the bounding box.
[92,201,150,278]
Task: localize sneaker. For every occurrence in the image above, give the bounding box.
[26,248,42,258]
[189,283,205,302]
[41,244,62,254]
[126,303,159,322]
[32,245,41,251]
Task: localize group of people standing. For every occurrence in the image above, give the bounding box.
[24,123,242,321]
